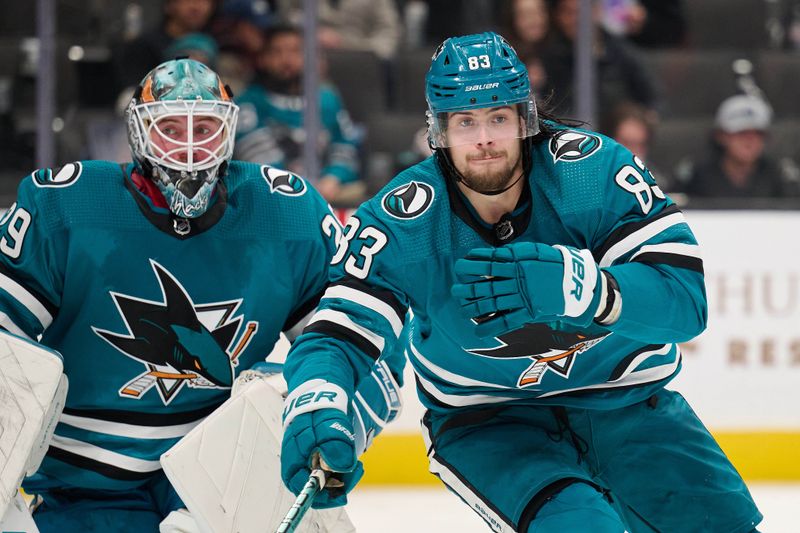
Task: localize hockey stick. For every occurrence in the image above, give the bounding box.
[274,469,327,533]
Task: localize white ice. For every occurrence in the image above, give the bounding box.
[347,483,799,532]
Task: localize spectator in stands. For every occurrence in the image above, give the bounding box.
[277,0,402,61]
[234,23,364,204]
[539,0,658,117]
[600,0,687,48]
[600,101,655,161]
[678,94,799,198]
[113,0,219,92]
[600,100,677,189]
[502,0,551,58]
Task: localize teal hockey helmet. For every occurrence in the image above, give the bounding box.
[127,58,239,218]
[425,32,539,149]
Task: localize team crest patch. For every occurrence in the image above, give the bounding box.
[261,166,307,196]
[467,323,608,388]
[382,181,435,220]
[32,162,83,188]
[93,260,259,405]
[549,131,602,163]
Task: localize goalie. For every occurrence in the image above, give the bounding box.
[0,57,404,532]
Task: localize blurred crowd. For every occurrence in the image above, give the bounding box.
[1,0,800,206]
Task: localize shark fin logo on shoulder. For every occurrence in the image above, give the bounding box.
[382,181,435,220]
[261,166,307,196]
[549,130,602,163]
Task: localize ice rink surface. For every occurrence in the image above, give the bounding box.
[347,483,799,532]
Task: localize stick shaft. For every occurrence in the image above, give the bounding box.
[275,469,327,533]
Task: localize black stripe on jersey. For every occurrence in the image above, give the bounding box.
[631,252,704,274]
[592,204,682,264]
[0,262,59,318]
[303,320,381,359]
[62,403,219,426]
[283,288,325,333]
[608,344,666,382]
[46,446,154,481]
[414,375,454,410]
[553,355,682,400]
[335,276,406,324]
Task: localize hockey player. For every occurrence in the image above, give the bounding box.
[0,58,401,532]
[279,32,763,532]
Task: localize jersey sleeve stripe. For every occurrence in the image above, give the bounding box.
[323,284,404,337]
[0,269,55,328]
[631,252,704,273]
[337,276,407,322]
[593,204,680,261]
[597,211,688,267]
[283,288,325,339]
[304,311,383,359]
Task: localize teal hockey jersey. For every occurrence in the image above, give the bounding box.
[285,125,707,413]
[0,160,342,491]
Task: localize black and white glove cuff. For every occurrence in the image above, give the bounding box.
[594,271,622,326]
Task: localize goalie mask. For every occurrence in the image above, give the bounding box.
[127,58,239,218]
[425,32,538,149]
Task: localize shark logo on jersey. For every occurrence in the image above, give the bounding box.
[468,323,608,387]
[549,131,602,163]
[382,181,435,220]
[93,260,259,405]
[261,166,307,196]
[31,162,83,188]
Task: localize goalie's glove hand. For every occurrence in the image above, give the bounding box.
[452,242,604,338]
[281,380,363,509]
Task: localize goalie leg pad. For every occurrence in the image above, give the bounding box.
[162,375,304,533]
[0,332,66,518]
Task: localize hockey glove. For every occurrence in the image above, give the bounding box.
[452,242,605,338]
[281,380,363,509]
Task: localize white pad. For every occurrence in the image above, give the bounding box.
[0,491,40,533]
[161,373,355,533]
[0,331,66,518]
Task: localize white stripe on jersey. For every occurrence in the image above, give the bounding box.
[609,344,673,383]
[0,311,32,338]
[59,413,203,440]
[413,363,519,407]
[630,242,703,262]
[284,307,316,343]
[307,309,385,353]
[49,434,161,472]
[322,285,404,337]
[422,424,515,533]
[408,341,516,390]
[538,345,681,398]
[599,212,687,267]
[0,272,53,329]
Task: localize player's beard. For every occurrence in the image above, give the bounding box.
[459,149,523,194]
